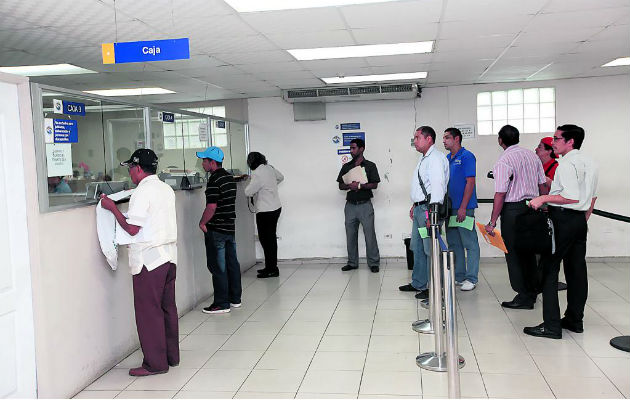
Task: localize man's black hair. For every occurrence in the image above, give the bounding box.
[444,127,462,144]
[557,124,585,149]
[350,138,365,149]
[416,126,436,143]
[498,124,520,146]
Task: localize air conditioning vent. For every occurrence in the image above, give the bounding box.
[287,89,318,99]
[349,86,380,95]
[283,83,420,103]
[317,88,348,97]
[381,84,413,93]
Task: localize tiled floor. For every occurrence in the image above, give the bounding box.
[75,258,630,399]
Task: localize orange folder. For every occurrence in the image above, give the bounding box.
[475,222,508,253]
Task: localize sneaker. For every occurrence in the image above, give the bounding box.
[460,280,476,291]
[230,303,242,308]
[455,281,464,286]
[202,305,230,314]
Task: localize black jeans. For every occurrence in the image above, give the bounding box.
[540,207,588,332]
[256,207,281,273]
[204,230,242,308]
[500,201,538,304]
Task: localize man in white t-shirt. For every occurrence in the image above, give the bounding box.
[101,148,179,376]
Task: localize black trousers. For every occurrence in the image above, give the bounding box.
[257,207,281,273]
[500,201,538,304]
[540,207,588,332]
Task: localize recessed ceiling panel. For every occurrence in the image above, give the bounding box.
[352,25,438,46]
[267,30,355,50]
[241,8,346,34]
[340,0,443,27]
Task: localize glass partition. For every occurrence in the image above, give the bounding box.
[227,121,248,176]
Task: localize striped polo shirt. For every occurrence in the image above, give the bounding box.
[205,168,237,234]
[493,145,546,202]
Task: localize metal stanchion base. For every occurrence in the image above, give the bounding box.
[420,299,429,309]
[412,319,434,334]
[610,336,630,352]
[416,352,465,372]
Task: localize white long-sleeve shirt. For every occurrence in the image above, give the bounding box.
[244,164,284,212]
[410,145,449,204]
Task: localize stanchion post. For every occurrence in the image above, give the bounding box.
[412,205,440,334]
[430,222,444,360]
[443,250,461,398]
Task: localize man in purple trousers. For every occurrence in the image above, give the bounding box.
[101,148,179,377]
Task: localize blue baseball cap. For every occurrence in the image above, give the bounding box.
[196,146,224,162]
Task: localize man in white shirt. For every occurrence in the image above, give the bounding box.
[399,126,449,300]
[526,125,599,339]
[100,149,179,376]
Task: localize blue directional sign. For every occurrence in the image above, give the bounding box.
[53,119,78,143]
[53,99,86,116]
[343,132,365,146]
[102,38,190,64]
[340,123,360,130]
[337,148,351,155]
[161,112,175,123]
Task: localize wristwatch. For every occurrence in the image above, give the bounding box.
[488,220,496,227]
[358,183,361,190]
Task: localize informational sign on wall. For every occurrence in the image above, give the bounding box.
[342,132,365,146]
[216,120,226,129]
[198,122,208,142]
[454,123,476,139]
[45,143,73,177]
[44,118,78,143]
[53,99,86,116]
[340,123,360,130]
[337,148,351,155]
[159,112,175,123]
[102,38,190,64]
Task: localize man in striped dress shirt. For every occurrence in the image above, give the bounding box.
[485,125,548,309]
[197,146,242,314]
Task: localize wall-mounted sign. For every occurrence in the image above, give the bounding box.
[53,99,85,116]
[46,143,73,177]
[102,38,190,64]
[159,112,175,123]
[337,148,351,155]
[45,118,79,143]
[454,123,476,140]
[198,122,208,142]
[216,120,226,129]
[332,135,340,144]
[342,132,365,146]
[340,123,360,130]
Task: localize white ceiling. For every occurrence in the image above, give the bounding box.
[1,0,628,103]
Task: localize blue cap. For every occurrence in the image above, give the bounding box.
[196,146,224,162]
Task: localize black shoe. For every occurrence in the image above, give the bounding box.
[523,323,561,339]
[561,317,584,333]
[399,284,420,292]
[341,264,358,271]
[257,268,267,273]
[257,270,279,278]
[558,281,568,291]
[415,289,429,300]
[501,300,534,309]
[370,266,380,273]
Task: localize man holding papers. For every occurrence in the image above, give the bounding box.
[336,138,381,273]
[443,128,480,291]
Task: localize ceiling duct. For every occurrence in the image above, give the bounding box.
[283,83,420,103]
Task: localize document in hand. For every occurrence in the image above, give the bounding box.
[341,166,368,185]
[448,216,475,230]
[475,222,508,253]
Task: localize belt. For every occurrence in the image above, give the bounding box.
[413,201,427,207]
[347,199,370,205]
[549,205,585,214]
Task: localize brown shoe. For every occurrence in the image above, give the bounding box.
[129,367,168,377]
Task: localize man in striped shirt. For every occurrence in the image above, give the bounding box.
[197,146,242,314]
[485,125,548,310]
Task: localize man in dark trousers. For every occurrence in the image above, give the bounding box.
[336,138,381,273]
[100,148,179,376]
[526,124,598,339]
[197,146,242,314]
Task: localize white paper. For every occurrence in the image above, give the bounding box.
[342,166,368,185]
[46,143,73,177]
[198,122,208,142]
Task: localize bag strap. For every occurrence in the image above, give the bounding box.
[544,160,558,176]
[417,168,430,203]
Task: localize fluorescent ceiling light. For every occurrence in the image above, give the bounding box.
[322,72,427,84]
[602,57,630,67]
[225,0,402,12]
[83,88,175,96]
[0,64,97,76]
[288,41,433,61]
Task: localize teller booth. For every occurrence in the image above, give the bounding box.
[25,83,255,397]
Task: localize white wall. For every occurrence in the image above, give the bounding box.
[248,74,630,260]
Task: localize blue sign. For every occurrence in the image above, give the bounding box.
[341,123,360,130]
[64,101,85,116]
[105,38,190,64]
[53,119,78,143]
[216,120,226,129]
[337,148,351,155]
[161,112,175,123]
[343,132,365,146]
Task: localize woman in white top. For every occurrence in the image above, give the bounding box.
[244,152,284,278]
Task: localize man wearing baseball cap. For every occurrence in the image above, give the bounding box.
[100,148,179,376]
[197,146,242,314]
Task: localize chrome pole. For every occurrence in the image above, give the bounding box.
[444,250,462,398]
[412,206,438,334]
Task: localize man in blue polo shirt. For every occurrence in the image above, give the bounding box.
[443,127,480,291]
